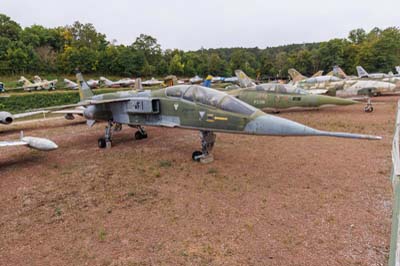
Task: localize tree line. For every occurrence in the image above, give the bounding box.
[0,13,399,78]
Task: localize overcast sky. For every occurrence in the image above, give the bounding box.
[2,0,400,50]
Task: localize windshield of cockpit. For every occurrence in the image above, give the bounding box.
[167,85,257,116]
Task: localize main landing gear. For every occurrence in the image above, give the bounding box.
[364,98,374,113]
[192,130,216,163]
[134,125,148,140]
[98,122,148,149]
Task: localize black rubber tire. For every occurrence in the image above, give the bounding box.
[98,138,107,148]
[135,131,147,140]
[192,151,203,161]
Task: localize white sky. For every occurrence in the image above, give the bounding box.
[2,0,400,50]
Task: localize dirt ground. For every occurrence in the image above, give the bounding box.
[0,96,397,266]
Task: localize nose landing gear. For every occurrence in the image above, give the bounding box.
[192,130,216,163]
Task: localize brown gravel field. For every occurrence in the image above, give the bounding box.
[0,96,397,266]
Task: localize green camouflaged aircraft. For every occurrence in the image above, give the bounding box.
[228,70,357,113]
[53,72,381,163]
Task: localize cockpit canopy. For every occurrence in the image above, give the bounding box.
[254,84,308,95]
[166,85,257,116]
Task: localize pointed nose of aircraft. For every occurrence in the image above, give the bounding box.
[244,115,381,140]
[317,95,357,106]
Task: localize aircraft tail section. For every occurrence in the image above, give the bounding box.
[288,69,307,82]
[134,78,143,91]
[235,70,256,88]
[19,76,33,86]
[396,66,400,74]
[100,77,113,86]
[356,66,368,78]
[311,70,323,78]
[76,72,94,100]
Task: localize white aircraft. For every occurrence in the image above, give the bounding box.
[142,77,163,86]
[64,78,78,89]
[99,77,135,88]
[18,76,58,91]
[0,131,57,151]
[189,75,203,84]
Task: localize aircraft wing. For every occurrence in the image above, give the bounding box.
[0,140,27,147]
[32,98,132,112]
[13,111,48,119]
[52,109,84,115]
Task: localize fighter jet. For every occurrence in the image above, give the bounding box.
[99,77,135,88]
[236,70,307,94]
[288,69,329,83]
[142,77,163,86]
[46,72,380,163]
[223,70,357,113]
[189,75,203,84]
[63,78,79,89]
[0,131,57,151]
[356,66,400,84]
[18,76,57,91]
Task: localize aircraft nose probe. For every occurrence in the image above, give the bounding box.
[244,114,382,140]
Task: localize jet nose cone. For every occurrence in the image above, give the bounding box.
[317,95,357,106]
[244,115,318,136]
[244,114,382,140]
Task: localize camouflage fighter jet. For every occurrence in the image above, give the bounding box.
[0,131,57,151]
[48,72,380,163]
[224,70,356,112]
[18,76,57,91]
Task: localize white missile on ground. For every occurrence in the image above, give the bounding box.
[0,132,58,151]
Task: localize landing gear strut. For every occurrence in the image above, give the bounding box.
[192,130,216,163]
[364,98,374,113]
[98,120,115,149]
[134,125,148,140]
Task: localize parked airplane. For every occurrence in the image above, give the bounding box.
[18,76,57,91]
[99,77,135,88]
[46,72,380,163]
[142,77,163,86]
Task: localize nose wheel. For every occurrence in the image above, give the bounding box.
[364,98,374,113]
[192,131,216,163]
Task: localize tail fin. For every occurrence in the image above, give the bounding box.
[134,78,143,91]
[33,75,42,83]
[288,69,307,82]
[235,70,256,88]
[19,76,33,86]
[396,66,400,74]
[327,66,348,79]
[76,72,94,100]
[356,66,368,78]
[311,70,323,78]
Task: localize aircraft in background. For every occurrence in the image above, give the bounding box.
[288,69,328,83]
[0,131,57,151]
[46,72,380,163]
[18,76,58,91]
[99,77,135,88]
[189,75,203,84]
[64,78,78,89]
[356,66,400,84]
[226,70,357,112]
[142,77,163,86]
